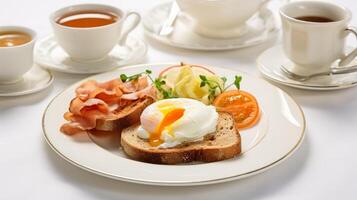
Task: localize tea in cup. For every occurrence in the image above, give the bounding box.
[280,1,357,76]
[50,4,141,62]
[0,26,36,84]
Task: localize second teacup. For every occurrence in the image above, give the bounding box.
[280,1,357,76]
[50,4,141,62]
[0,26,36,84]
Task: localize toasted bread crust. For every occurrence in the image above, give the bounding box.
[95,97,154,132]
[121,112,241,164]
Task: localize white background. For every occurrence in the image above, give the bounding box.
[0,0,356,199]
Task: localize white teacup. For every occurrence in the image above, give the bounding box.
[280,1,357,76]
[50,4,141,62]
[176,0,271,38]
[0,26,36,84]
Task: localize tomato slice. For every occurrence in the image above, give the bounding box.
[213,90,260,130]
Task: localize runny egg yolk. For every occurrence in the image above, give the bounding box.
[149,104,185,147]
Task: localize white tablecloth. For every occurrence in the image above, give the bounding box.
[0,0,356,199]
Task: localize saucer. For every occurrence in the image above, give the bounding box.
[35,35,148,74]
[142,2,278,50]
[257,45,357,90]
[0,65,53,96]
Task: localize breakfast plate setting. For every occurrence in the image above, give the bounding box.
[43,63,305,186]
[2,0,357,198]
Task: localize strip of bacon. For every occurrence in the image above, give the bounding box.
[60,122,86,135]
[60,76,156,135]
[120,76,149,93]
[121,85,156,100]
[76,79,123,103]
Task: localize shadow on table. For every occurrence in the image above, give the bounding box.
[43,132,311,200]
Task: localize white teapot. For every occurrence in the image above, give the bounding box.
[176,0,271,38]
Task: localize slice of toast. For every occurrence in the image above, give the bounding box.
[95,97,154,132]
[121,112,241,164]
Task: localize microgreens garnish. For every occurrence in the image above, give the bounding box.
[221,77,227,84]
[119,71,149,82]
[234,75,242,90]
[199,75,224,100]
[120,70,176,99]
[199,75,242,100]
[154,77,176,99]
[224,75,242,90]
[120,69,242,101]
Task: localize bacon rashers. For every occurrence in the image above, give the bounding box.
[60,76,156,135]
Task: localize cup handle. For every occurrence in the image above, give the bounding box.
[118,11,141,46]
[339,26,357,66]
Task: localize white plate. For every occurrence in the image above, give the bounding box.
[257,45,357,90]
[35,35,148,74]
[0,65,53,97]
[42,63,305,186]
[142,2,278,51]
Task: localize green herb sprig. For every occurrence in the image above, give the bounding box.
[155,77,176,99]
[119,71,148,82]
[120,70,176,99]
[199,75,242,100]
[199,75,225,100]
[224,75,242,90]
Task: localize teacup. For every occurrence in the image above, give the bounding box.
[0,26,36,84]
[280,1,357,76]
[176,0,271,38]
[50,4,141,62]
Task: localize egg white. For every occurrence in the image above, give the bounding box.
[137,98,219,148]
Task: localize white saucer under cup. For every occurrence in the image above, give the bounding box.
[257,45,357,90]
[142,2,278,50]
[35,35,147,74]
[0,65,53,97]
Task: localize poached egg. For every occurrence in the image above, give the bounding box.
[137,98,218,148]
